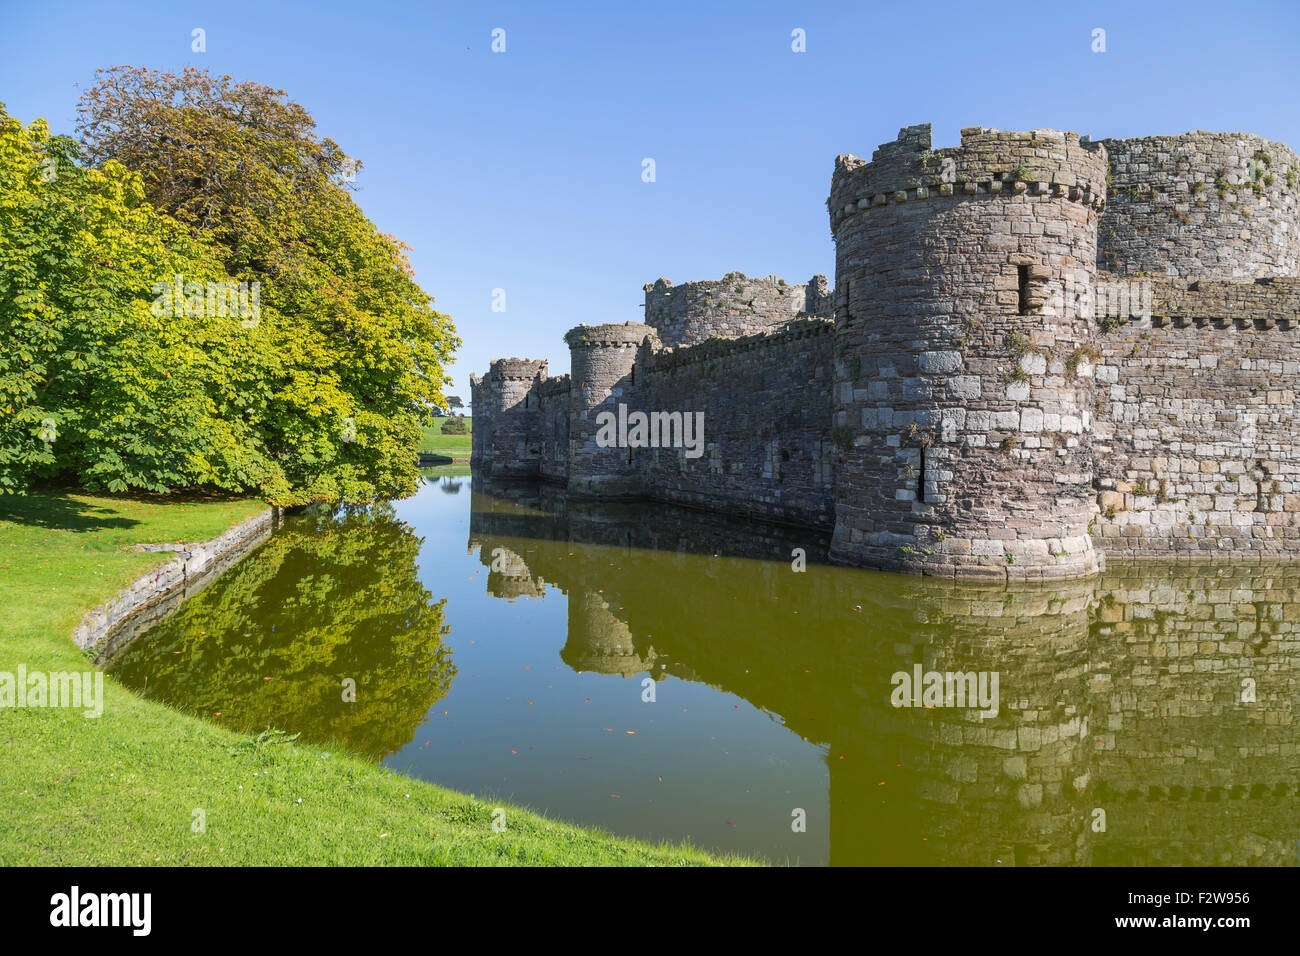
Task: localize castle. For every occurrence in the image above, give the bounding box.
[471,123,1300,581]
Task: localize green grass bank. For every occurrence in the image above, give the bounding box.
[0,490,747,865]
[418,417,472,457]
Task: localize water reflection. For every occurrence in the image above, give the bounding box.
[468,479,1299,866]
[108,504,456,761]
[107,477,1298,865]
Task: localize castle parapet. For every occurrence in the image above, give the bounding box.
[829,125,1107,237]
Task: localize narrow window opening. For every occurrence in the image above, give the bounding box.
[1017,265,1030,315]
[917,447,927,503]
[630,363,636,386]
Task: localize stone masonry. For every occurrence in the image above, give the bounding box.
[643,272,832,347]
[473,122,1300,580]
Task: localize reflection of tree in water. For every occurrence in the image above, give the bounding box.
[109,503,456,760]
[440,477,463,494]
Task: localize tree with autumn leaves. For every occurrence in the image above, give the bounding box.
[0,66,458,505]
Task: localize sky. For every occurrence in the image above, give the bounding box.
[3,0,1299,406]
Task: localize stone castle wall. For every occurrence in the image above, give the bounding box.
[1099,131,1300,279]
[643,272,832,347]
[641,317,835,528]
[1093,276,1300,558]
[472,121,1300,580]
[474,276,835,528]
[478,358,547,479]
[535,373,571,483]
[564,322,656,497]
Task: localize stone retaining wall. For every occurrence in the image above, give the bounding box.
[75,508,278,661]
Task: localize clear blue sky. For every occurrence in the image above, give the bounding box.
[3,0,1298,405]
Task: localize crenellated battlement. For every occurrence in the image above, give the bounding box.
[536,373,571,397]
[829,124,1108,229]
[564,322,657,349]
[472,119,1300,579]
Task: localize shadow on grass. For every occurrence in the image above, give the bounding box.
[0,492,142,532]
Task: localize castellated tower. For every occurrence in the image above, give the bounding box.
[564,321,659,498]
[481,358,548,478]
[827,123,1108,580]
[1099,131,1300,278]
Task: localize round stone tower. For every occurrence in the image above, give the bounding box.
[564,321,658,497]
[468,372,489,470]
[482,358,547,478]
[1099,131,1300,278]
[827,123,1108,580]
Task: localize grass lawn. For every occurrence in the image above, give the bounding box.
[418,417,471,457]
[0,490,748,865]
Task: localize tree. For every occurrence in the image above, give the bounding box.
[69,67,460,504]
[446,395,464,416]
[0,105,284,496]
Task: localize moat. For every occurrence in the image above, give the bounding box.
[107,474,1299,866]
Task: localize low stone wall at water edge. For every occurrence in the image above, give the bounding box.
[73,508,278,661]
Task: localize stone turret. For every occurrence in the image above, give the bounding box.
[828,123,1108,580]
[480,358,547,478]
[564,322,658,497]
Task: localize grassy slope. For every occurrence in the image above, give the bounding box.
[0,491,746,866]
[418,417,471,456]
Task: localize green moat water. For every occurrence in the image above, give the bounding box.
[108,474,1299,865]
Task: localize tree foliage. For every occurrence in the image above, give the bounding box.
[0,69,458,504]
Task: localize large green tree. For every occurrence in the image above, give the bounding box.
[1,68,459,504]
[0,106,282,496]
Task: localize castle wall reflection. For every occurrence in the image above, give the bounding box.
[110,475,1298,865]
